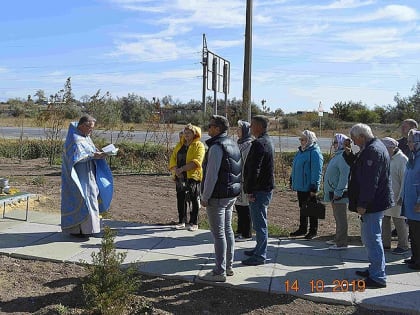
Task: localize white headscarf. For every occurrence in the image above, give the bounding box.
[301,130,317,150]
[334,133,350,150]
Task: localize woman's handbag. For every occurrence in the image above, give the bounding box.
[301,199,326,219]
[175,178,188,192]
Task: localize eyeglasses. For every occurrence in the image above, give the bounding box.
[299,138,307,142]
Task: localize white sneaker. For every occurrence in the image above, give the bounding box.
[329,244,348,250]
[198,271,226,282]
[226,268,234,276]
[326,240,335,245]
[235,235,252,242]
[188,224,198,231]
[174,223,185,230]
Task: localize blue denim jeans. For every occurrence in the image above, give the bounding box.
[206,197,236,275]
[249,191,273,260]
[361,211,386,284]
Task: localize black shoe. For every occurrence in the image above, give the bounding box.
[391,228,398,237]
[408,263,420,270]
[404,258,414,264]
[244,250,255,257]
[241,256,265,266]
[304,232,317,239]
[70,233,89,238]
[289,230,306,237]
[355,270,369,278]
[364,277,386,289]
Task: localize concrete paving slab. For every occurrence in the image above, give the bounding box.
[355,284,420,314]
[28,212,61,225]
[168,228,214,244]
[12,232,102,262]
[151,237,214,259]
[113,223,175,238]
[0,216,419,314]
[0,219,24,231]
[138,251,208,282]
[274,251,343,269]
[113,234,165,251]
[203,262,274,292]
[0,222,60,254]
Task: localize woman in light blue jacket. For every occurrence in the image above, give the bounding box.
[323,134,350,249]
[401,129,420,270]
[290,130,324,239]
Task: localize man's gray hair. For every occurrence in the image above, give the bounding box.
[350,123,374,140]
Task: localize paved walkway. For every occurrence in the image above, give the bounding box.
[1,209,419,314]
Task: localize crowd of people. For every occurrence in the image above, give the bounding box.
[60,114,419,288]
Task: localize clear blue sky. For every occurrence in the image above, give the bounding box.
[1,0,419,113]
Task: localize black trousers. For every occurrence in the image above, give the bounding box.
[176,179,200,225]
[408,219,420,265]
[235,204,252,238]
[297,191,318,233]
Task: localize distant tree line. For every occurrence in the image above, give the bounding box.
[2,77,419,127]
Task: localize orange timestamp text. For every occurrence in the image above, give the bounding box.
[284,279,366,293]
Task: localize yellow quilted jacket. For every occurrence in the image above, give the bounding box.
[168,125,205,182]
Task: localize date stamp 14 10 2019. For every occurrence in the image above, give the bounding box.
[284,279,366,293]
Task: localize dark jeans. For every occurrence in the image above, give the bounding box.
[235,205,252,238]
[297,191,318,233]
[176,179,200,225]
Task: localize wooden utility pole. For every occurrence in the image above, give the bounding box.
[242,0,252,121]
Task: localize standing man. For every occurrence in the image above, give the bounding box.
[242,116,275,266]
[200,115,242,282]
[61,115,113,238]
[344,123,393,289]
[398,119,418,156]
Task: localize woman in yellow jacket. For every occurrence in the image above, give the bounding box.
[169,123,205,231]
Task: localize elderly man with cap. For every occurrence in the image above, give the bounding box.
[380,137,409,255]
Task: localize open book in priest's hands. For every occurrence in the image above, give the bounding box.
[101,143,119,156]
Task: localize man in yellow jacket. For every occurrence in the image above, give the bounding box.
[169,124,205,231]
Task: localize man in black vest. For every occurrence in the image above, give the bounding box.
[242,116,275,266]
[199,115,242,282]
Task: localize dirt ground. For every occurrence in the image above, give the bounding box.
[0,158,391,314]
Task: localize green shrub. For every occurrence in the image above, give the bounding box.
[82,226,141,315]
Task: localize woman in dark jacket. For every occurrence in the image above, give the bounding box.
[290,130,324,239]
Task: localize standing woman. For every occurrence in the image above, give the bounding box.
[323,134,350,249]
[169,124,205,231]
[380,137,409,254]
[401,129,420,270]
[235,120,253,241]
[290,130,324,239]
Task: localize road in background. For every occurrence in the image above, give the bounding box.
[0,126,336,153]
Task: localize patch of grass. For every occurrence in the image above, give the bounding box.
[31,175,46,186]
